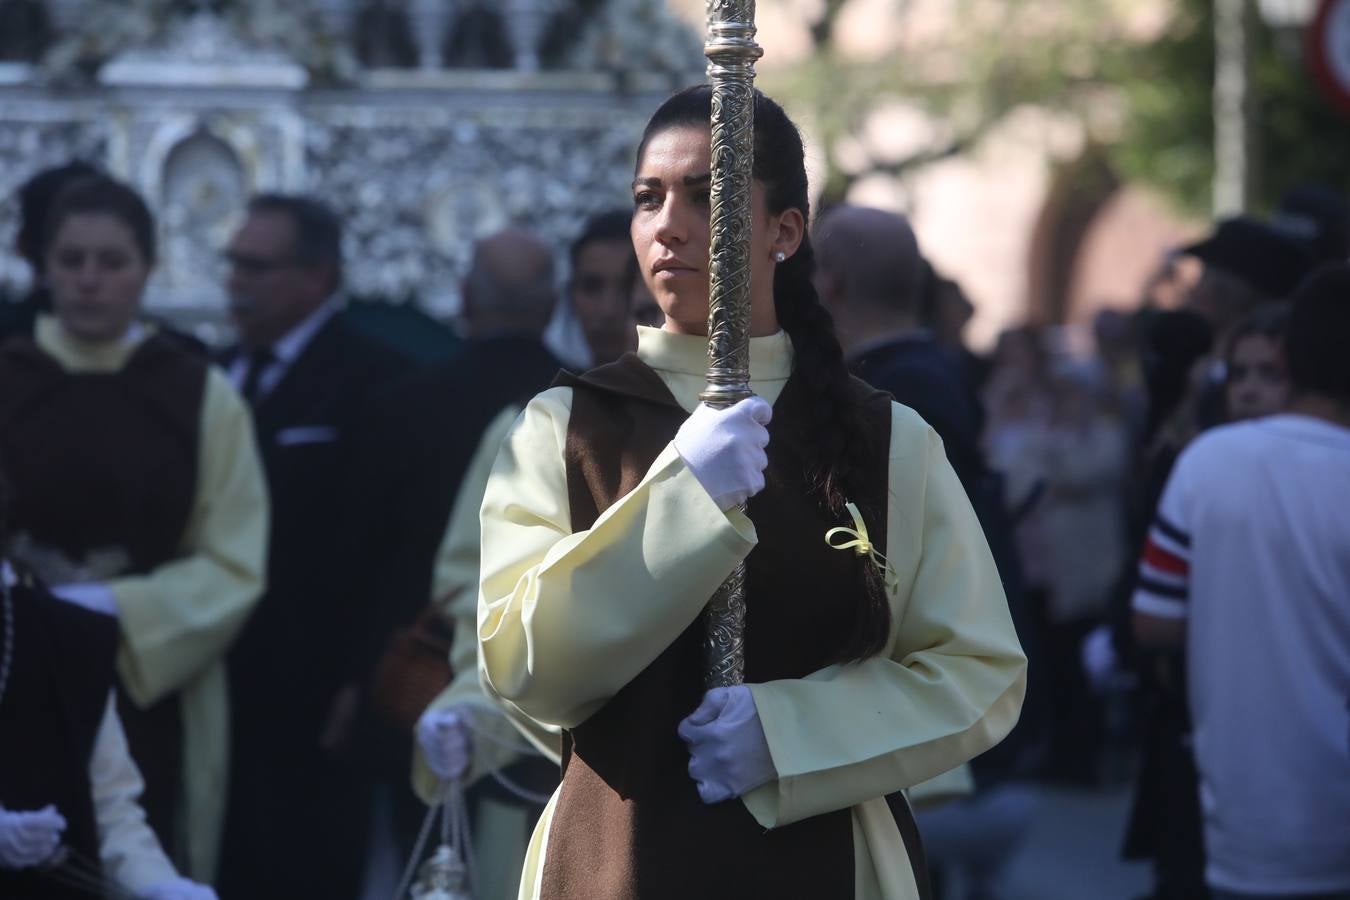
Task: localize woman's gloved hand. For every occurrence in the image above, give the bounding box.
[48,582,119,618]
[416,705,473,781]
[673,397,773,511]
[0,805,66,869]
[138,876,219,900]
[677,685,777,804]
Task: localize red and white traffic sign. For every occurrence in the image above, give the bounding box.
[1309,0,1350,114]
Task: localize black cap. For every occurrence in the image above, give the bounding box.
[1182,216,1318,299]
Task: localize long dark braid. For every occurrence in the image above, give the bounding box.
[639,86,890,663]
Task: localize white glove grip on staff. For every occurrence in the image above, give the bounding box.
[0,805,66,869]
[416,706,474,781]
[138,876,219,900]
[677,685,777,804]
[673,397,773,512]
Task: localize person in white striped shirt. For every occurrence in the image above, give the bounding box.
[1133,263,1350,900]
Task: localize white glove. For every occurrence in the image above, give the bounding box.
[0,805,66,869]
[138,876,219,900]
[677,686,777,804]
[673,397,773,511]
[1081,623,1118,693]
[49,582,119,618]
[416,705,473,781]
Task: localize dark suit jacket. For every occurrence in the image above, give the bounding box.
[341,335,564,682]
[224,310,414,735]
[338,334,562,781]
[849,335,984,490]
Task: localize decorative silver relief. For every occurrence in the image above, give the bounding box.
[701,0,762,689]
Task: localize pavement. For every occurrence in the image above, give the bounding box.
[970,782,1153,900]
[367,780,1156,900]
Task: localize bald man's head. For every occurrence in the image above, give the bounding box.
[814,205,924,314]
[462,228,557,336]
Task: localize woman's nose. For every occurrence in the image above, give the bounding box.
[654,199,686,245]
[77,261,101,288]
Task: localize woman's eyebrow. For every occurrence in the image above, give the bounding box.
[631,174,713,190]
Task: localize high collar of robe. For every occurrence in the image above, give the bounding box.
[635,325,794,411]
[35,314,150,373]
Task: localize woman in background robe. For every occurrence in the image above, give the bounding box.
[0,175,267,880]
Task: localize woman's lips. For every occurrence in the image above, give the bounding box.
[653,262,699,277]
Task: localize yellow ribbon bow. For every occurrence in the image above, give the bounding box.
[824,502,900,594]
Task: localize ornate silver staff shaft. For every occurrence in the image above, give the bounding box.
[701,0,762,690]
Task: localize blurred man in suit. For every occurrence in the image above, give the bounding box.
[218,194,411,900]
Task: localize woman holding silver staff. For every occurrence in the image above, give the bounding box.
[465,86,1026,899]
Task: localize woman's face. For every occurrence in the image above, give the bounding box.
[631,125,801,337]
[45,212,149,343]
[1226,334,1289,421]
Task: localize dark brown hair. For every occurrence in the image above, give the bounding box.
[42,175,157,266]
[1286,263,1350,404]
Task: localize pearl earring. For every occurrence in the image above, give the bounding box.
[774,251,787,263]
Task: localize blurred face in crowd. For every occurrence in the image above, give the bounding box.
[631,125,798,337]
[631,277,663,329]
[1226,334,1289,421]
[226,210,333,347]
[45,212,150,343]
[571,237,636,364]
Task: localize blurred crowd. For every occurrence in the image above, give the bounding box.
[0,153,1347,900]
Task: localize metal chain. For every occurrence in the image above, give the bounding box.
[391,780,475,900]
[460,715,557,807]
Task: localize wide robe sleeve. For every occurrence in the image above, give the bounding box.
[109,368,269,706]
[740,403,1027,829]
[477,387,757,730]
[89,694,179,892]
[413,404,562,803]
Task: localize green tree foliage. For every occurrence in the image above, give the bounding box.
[1115,0,1350,213]
[762,0,1350,213]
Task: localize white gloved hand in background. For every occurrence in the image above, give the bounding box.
[49,582,119,618]
[0,805,66,869]
[1081,623,1118,693]
[138,876,219,900]
[673,397,772,511]
[677,685,777,804]
[416,705,473,781]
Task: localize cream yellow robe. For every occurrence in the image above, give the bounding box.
[476,327,1027,900]
[413,404,556,900]
[89,693,183,892]
[32,317,269,879]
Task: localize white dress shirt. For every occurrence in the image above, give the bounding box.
[227,299,340,401]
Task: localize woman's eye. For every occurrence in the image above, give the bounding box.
[98,251,130,271]
[55,250,84,270]
[694,190,712,207]
[634,191,660,210]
